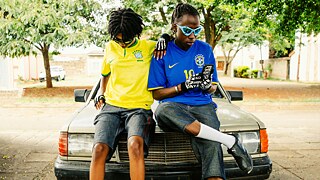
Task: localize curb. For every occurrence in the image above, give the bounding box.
[234,101,320,111]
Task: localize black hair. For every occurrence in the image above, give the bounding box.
[108,8,144,42]
[171,3,199,24]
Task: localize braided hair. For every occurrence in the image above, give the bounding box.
[171,3,199,24]
[108,8,144,42]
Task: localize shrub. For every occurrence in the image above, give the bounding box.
[236,66,250,78]
[241,72,250,78]
[251,70,259,78]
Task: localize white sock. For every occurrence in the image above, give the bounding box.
[196,123,236,149]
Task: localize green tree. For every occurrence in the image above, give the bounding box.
[250,0,320,81]
[218,19,264,75]
[123,0,246,49]
[0,0,108,88]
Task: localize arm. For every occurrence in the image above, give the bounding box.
[152,84,183,101]
[95,75,110,109]
[152,73,202,100]
[207,84,217,94]
[153,33,171,59]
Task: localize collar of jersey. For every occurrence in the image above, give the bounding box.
[127,37,138,48]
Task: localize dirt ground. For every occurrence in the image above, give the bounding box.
[1,76,320,180]
[20,77,320,102]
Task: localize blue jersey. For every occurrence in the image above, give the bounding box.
[148,40,219,106]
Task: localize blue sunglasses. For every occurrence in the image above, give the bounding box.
[177,25,203,36]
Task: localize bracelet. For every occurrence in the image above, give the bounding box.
[174,86,179,93]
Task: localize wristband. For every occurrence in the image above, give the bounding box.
[180,82,188,92]
[174,86,179,93]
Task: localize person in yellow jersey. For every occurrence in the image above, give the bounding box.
[89,8,166,180]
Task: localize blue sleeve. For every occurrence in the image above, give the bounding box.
[148,57,167,90]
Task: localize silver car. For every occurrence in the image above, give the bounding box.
[54,81,272,179]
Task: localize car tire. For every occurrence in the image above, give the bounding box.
[56,77,61,82]
[62,76,65,80]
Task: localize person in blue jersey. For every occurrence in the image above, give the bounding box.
[148,3,253,180]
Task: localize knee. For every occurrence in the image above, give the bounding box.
[155,102,172,118]
[127,137,143,158]
[92,143,109,160]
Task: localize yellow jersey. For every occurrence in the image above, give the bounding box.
[101,39,156,110]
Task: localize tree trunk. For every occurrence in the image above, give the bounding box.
[202,7,212,44]
[158,7,168,24]
[296,31,302,82]
[224,62,230,75]
[42,44,53,88]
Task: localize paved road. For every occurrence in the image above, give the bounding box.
[1,101,319,180]
[0,103,82,180]
[251,108,320,180]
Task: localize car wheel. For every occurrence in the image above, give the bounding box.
[62,76,65,80]
[56,77,61,82]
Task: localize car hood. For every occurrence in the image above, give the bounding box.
[68,99,263,133]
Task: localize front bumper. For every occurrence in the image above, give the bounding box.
[54,155,272,180]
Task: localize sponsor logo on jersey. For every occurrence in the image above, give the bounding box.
[169,62,179,68]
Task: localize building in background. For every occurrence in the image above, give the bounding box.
[290,32,320,82]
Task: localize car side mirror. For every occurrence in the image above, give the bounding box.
[74,89,91,102]
[227,90,243,101]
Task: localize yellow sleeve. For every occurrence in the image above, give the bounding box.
[101,43,111,76]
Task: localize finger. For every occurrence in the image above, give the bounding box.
[157,51,161,60]
[160,41,164,50]
[160,51,164,59]
[155,42,160,50]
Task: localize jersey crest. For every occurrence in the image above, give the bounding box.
[195,54,205,68]
[133,50,143,59]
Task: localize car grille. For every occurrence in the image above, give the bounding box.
[117,132,198,164]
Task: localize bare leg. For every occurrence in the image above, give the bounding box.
[185,120,201,135]
[207,177,223,180]
[128,136,145,180]
[90,143,110,180]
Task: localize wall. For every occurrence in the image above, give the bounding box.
[214,41,269,77]
[0,58,15,90]
[86,54,104,76]
[290,32,320,82]
[265,58,290,80]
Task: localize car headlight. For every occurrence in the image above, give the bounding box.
[222,131,260,154]
[238,132,260,153]
[68,134,94,156]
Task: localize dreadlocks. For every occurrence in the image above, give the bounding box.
[108,8,144,42]
[171,3,199,24]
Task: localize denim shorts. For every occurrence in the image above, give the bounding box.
[93,103,155,161]
[155,102,225,180]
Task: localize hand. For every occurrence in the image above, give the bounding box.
[200,65,214,91]
[200,78,212,91]
[181,73,202,92]
[94,94,105,109]
[153,33,170,60]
